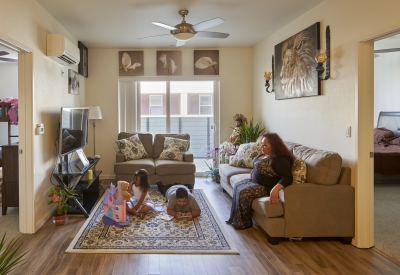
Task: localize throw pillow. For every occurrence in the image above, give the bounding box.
[61,129,77,150]
[229,142,262,168]
[115,134,148,161]
[292,158,307,184]
[159,137,190,161]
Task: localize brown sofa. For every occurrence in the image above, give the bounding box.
[219,141,354,245]
[114,132,196,188]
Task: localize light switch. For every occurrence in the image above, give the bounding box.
[35,123,45,135]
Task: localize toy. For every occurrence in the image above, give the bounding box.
[102,182,130,227]
[115,180,130,201]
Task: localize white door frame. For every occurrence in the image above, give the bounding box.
[0,35,35,234]
[356,27,400,248]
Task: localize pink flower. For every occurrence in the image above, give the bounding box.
[52,194,60,202]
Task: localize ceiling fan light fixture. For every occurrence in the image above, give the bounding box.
[173,33,195,41]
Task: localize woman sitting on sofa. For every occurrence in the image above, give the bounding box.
[226,132,294,230]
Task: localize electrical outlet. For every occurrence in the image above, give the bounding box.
[346,126,351,137]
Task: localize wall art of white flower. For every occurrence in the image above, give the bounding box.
[156,51,181,76]
[159,53,177,75]
[119,51,144,76]
[195,57,218,74]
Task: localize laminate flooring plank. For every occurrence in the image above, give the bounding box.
[65,253,85,275]
[372,251,400,274]
[229,267,245,275]
[148,254,160,275]
[137,254,149,275]
[159,254,172,275]
[89,254,107,275]
[112,254,128,275]
[251,230,300,274]
[240,230,277,275]
[190,255,208,275]
[99,254,118,275]
[181,254,196,275]
[170,259,184,275]
[223,255,252,275]
[202,255,221,275]
[210,254,231,275]
[124,254,139,275]
[75,254,97,275]
[41,218,85,275]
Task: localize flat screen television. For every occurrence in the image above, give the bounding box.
[58,107,89,157]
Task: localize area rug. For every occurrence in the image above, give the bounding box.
[66,189,239,254]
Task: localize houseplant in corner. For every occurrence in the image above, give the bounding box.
[237,119,266,144]
[48,186,78,225]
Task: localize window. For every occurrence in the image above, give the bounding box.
[199,95,212,114]
[149,95,162,115]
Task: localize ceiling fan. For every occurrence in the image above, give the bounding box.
[138,9,230,46]
[0,51,17,63]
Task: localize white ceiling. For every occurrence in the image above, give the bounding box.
[36,0,324,48]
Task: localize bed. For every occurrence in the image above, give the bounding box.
[374,111,400,177]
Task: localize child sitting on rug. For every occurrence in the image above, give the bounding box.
[126,169,154,219]
[157,182,201,221]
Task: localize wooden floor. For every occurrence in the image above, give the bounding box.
[9,178,400,275]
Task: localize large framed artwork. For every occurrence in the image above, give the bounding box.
[274,22,320,100]
[157,51,182,76]
[119,51,144,76]
[78,41,88,78]
[68,69,79,95]
[194,50,219,75]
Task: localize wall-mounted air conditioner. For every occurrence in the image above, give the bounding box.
[46,34,80,66]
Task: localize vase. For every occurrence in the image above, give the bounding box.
[53,214,67,225]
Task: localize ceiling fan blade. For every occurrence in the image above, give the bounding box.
[137,34,171,40]
[374,48,400,53]
[151,22,178,30]
[0,57,17,63]
[176,40,186,47]
[195,31,229,39]
[192,18,224,31]
[0,51,9,56]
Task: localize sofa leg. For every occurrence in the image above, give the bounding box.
[340,237,352,244]
[266,233,280,245]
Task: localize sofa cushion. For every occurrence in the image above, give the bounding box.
[293,146,342,185]
[219,164,252,185]
[115,134,148,161]
[252,197,284,218]
[284,141,302,153]
[158,137,189,161]
[114,158,155,175]
[230,142,261,168]
[155,159,196,175]
[292,158,307,184]
[230,174,251,189]
[153,134,190,159]
[118,132,153,158]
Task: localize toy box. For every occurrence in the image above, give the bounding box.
[102,181,130,227]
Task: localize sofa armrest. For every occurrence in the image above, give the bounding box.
[183,152,193,162]
[283,183,355,237]
[116,151,125,163]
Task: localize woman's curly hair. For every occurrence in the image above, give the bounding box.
[259,133,295,164]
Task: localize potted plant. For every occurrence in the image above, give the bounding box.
[204,161,220,183]
[237,119,266,144]
[0,232,28,275]
[48,186,78,225]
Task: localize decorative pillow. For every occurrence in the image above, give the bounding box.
[61,129,77,150]
[374,127,394,144]
[229,142,262,168]
[115,134,148,161]
[159,137,190,161]
[292,158,307,184]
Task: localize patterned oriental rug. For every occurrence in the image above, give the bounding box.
[66,189,239,254]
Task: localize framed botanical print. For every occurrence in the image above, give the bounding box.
[119,51,144,76]
[68,69,79,95]
[156,51,182,76]
[194,50,219,75]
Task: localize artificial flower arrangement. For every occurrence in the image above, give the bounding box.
[204,148,220,182]
[48,186,78,217]
[219,141,238,156]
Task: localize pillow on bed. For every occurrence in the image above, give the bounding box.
[374,127,394,144]
[389,136,400,146]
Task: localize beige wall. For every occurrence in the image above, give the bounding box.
[87,48,253,178]
[254,0,400,247]
[0,0,87,231]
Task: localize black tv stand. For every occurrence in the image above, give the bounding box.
[52,157,103,217]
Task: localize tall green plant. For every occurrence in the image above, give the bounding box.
[0,233,28,275]
[238,119,265,144]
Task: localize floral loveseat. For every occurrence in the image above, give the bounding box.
[219,141,354,245]
[114,132,196,188]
